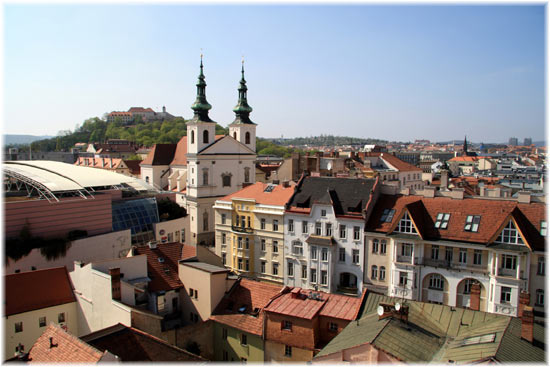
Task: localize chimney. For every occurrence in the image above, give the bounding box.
[517,191,531,204]
[423,186,436,198]
[521,306,534,343]
[518,291,530,317]
[450,188,464,200]
[109,268,121,301]
[440,169,449,190]
[469,283,481,311]
[282,180,290,188]
[291,288,302,299]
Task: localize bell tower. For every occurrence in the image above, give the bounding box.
[228,59,257,152]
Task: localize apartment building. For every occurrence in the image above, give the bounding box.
[358,152,425,191]
[213,182,295,284]
[284,176,379,295]
[363,191,546,317]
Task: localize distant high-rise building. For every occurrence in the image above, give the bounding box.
[524,137,532,146]
[508,137,518,146]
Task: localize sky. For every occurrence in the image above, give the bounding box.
[3,4,546,143]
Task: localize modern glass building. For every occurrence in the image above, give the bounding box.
[112,197,160,244]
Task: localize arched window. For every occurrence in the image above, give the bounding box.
[191,130,195,144]
[233,132,237,139]
[203,212,209,231]
[222,173,232,187]
[371,265,378,279]
[203,130,209,144]
[145,176,149,183]
[245,132,251,144]
[203,169,208,186]
[244,167,250,183]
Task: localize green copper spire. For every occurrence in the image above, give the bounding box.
[191,55,213,122]
[232,59,255,124]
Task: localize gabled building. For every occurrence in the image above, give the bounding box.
[214,182,295,284]
[364,192,546,317]
[4,267,78,360]
[263,287,362,362]
[314,292,545,364]
[358,152,425,191]
[284,176,379,295]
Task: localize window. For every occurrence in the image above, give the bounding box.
[245,259,249,271]
[401,243,413,257]
[473,250,482,265]
[339,248,346,262]
[273,263,279,275]
[353,226,361,240]
[288,262,294,277]
[380,240,387,255]
[353,249,360,264]
[435,213,450,229]
[191,130,195,144]
[244,167,250,183]
[282,320,292,330]
[459,248,467,264]
[203,130,209,144]
[222,253,226,265]
[380,266,386,281]
[325,223,332,236]
[381,209,396,223]
[372,239,379,253]
[464,215,481,232]
[240,333,247,346]
[273,241,279,253]
[260,219,266,229]
[15,344,24,354]
[273,220,279,231]
[431,245,439,260]
[261,261,266,273]
[203,212,209,231]
[329,322,338,332]
[241,216,246,228]
[189,288,195,297]
[238,258,243,270]
[222,328,228,340]
[15,322,23,333]
[496,220,524,244]
[311,268,317,283]
[285,345,292,357]
[245,132,251,145]
[429,274,444,290]
[537,256,545,275]
[311,246,318,260]
[399,272,408,286]
[238,237,243,249]
[371,265,378,279]
[321,270,328,285]
[541,221,547,236]
[536,289,544,306]
[397,212,417,234]
[222,233,226,245]
[203,169,209,186]
[321,209,327,217]
[58,313,65,323]
[463,279,478,294]
[301,265,307,279]
[500,287,511,303]
[501,254,517,270]
[302,221,308,234]
[322,248,328,261]
[247,216,251,228]
[315,222,322,235]
[261,239,266,251]
[339,225,346,239]
[445,247,453,262]
[39,317,46,328]
[222,174,231,187]
[288,219,294,232]
[245,238,250,249]
[292,241,303,256]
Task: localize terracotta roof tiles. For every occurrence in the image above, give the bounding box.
[133,243,183,292]
[140,144,177,166]
[221,182,295,207]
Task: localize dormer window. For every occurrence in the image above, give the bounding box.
[464,215,481,232]
[435,213,450,229]
[381,209,395,223]
[541,221,547,236]
[496,220,524,244]
[396,212,417,234]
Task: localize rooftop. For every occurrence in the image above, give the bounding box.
[132,242,183,292]
[220,181,296,206]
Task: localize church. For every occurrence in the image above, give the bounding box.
[141,58,257,246]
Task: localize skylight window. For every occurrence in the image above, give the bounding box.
[435,213,450,229]
[464,215,481,232]
[264,184,276,193]
[381,209,396,223]
[158,257,165,263]
[459,333,496,346]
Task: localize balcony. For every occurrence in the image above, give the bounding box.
[493,303,517,316]
[396,255,412,264]
[337,285,359,296]
[422,259,488,273]
[231,225,254,234]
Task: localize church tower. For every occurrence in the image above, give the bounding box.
[187,56,217,155]
[463,135,468,155]
[228,61,257,152]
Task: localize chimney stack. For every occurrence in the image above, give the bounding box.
[518,291,530,317]
[109,267,121,301]
[521,306,534,343]
[469,283,481,311]
[282,180,290,188]
[440,169,449,190]
[49,337,54,349]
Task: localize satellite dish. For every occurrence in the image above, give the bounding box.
[395,302,401,311]
[377,305,384,316]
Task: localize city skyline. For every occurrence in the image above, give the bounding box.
[4,4,545,143]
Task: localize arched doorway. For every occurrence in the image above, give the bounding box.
[457,278,486,310]
[421,273,449,305]
[339,272,358,293]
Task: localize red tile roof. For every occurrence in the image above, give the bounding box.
[377,153,422,172]
[28,324,104,363]
[124,160,142,175]
[181,245,197,260]
[264,288,361,321]
[170,135,188,166]
[221,182,295,206]
[133,243,183,292]
[449,156,479,162]
[5,267,76,316]
[75,157,123,170]
[210,278,282,336]
[141,143,177,166]
[366,194,546,250]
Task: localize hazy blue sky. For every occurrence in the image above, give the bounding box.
[4,4,545,143]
